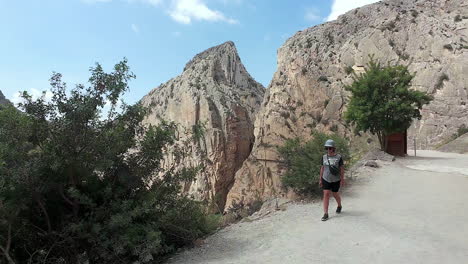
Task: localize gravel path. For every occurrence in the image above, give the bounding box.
[166,150,468,264]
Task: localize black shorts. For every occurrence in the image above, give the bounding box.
[322,178,340,192]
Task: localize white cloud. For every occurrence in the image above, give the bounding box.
[305,7,321,22]
[131,23,140,33]
[11,89,53,106]
[10,92,22,106]
[169,0,238,24]
[81,0,238,24]
[327,0,379,21]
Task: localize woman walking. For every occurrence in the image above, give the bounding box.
[319,139,344,221]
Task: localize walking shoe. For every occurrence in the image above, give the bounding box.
[336,206,342,213]
[321,213,329,221]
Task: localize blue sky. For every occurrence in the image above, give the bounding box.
[0,0,377,105]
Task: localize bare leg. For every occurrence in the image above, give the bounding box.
[323,190,331,214]
[332,192,342,207]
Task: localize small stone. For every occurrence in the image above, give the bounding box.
[365,161,379,168]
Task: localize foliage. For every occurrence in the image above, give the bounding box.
[344,57,432,150]
[385,21,396,31]
[443,44,453,51]
[192,121,206,143]
[277,131,349,195]
[435,73,449,90]
[318,76,329,82]
[455,124,468,138]
[436,124,468,148]
[0,60,215,264]
[458,125,468,136]
[344,66,354,75]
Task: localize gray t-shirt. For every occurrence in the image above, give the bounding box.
[321,154,343,183]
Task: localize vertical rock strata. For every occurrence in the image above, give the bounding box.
[225,0,468,209]
[140,41,265,211]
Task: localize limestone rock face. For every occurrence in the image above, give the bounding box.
[0,90,11,106]
[438,133,468,154]
[140,41,265,211]
[225,0,468,209]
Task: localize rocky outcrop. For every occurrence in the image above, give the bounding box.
[438,133,468,154]
[140,41,265,211]
[225,0,468,210]
[0,90,11,106]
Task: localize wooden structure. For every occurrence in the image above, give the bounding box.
[385,131,407,156]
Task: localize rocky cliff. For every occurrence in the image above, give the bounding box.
[140,41,265,211]
[0,90,11,106]
[438,133,468,154]
[225,0,468,210]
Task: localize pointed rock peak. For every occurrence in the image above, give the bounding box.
[0,90,12,106]
[183,41,242,72]
[181,41,262,89]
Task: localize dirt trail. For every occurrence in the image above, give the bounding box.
[167,151,468,264]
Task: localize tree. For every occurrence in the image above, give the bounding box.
[277,131,349,195]
[0,59,215,263]
[344,57,432,151]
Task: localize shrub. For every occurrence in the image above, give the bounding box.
[443,44,453,51]
[400,53,410,61]
[435,73,449,90]
[0,60,215,263]
[277,131,349,195]
[318,76,329,82]
[330,124,339,132]
[280,111,291,119]
[457,124,468,137]
[386,21,396,31]
[344,65,354,74]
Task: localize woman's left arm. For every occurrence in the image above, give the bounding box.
[340,158,345,186]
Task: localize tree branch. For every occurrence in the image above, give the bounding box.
[0,221,15,264]
[33,194,52,233]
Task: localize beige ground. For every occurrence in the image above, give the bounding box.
[166,150,468,264]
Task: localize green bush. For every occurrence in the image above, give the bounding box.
[344,65,354,75]
[435,73,449,90]
[318,76,328,82]
[344,56,432,150]
[277,131,349,195]
[457,124,468,137]
[443,44,453,51]
[0,60,215,263]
